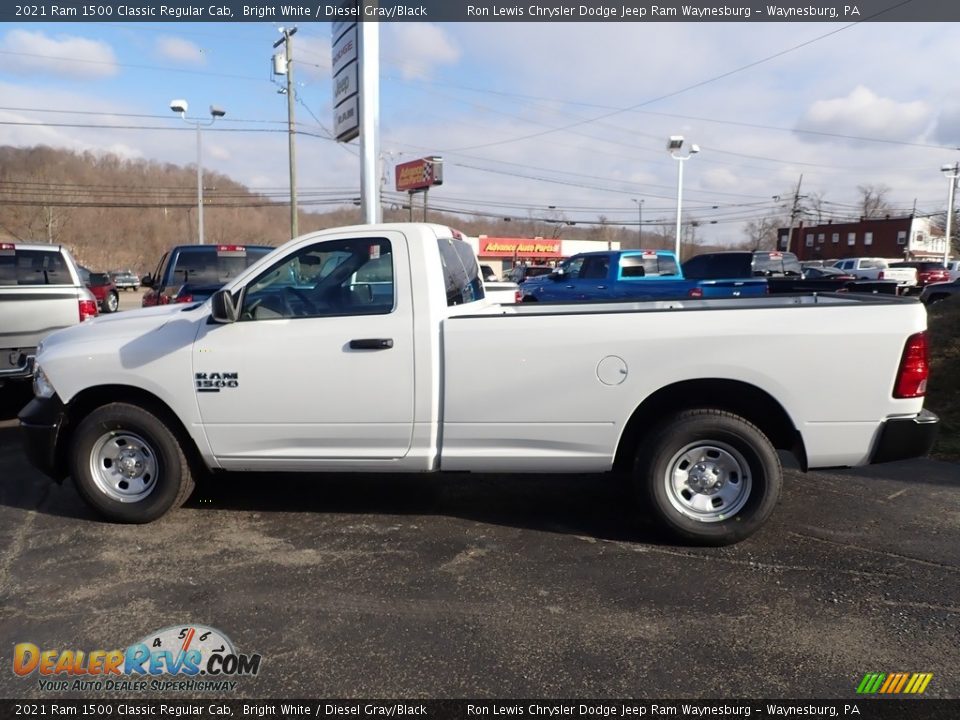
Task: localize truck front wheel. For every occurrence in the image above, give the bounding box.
[634,409,781,546]
[69,403,195,523]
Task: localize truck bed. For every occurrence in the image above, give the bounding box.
[440,292,925,472]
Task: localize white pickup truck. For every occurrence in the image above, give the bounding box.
[20,224,938,545]
[0,243,98,387]
[833,257,918,291]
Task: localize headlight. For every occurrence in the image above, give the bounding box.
[33,365,56,399]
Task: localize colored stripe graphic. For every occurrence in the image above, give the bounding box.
[856,673,886,694]
[856,672,932,694]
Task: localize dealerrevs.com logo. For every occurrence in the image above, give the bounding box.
[13,625,261,693]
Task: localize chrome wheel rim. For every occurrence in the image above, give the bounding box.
[664,440,752,522]
[89,431,159,503]
[107,293,119,312]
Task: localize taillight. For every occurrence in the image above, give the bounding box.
[894,332,929,398]
[175,294,194,303]
[514,290,522,303]
[878,271,885,280]
[158,294,171,305]
[688,287,703,298]
[79,299,98,322]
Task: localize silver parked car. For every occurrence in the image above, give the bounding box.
[111,270,141,290]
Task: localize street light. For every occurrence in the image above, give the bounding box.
[170,99,226,245]
[632,198,644,246]
[942,162,959,267]
[667,135,699,260]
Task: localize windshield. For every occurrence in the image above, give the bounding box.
[169,247,272,287]
[753,253,801,276]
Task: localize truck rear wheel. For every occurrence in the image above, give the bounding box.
[69,402,195,523]
[634,409,781,546]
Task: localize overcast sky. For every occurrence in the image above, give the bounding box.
[1,19,959,243]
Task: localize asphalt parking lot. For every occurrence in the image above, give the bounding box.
[1,371,958,699]
[2,289,958,700]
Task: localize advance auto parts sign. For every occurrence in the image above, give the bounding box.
[395,158,443,193]
[12,625,261,693]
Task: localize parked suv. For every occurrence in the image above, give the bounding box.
[142,244,273,307]
[505,264,556,283]
[0,243,97,386]
[683,250,802,279]
[80,267,120,313]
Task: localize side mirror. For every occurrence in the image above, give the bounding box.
[140,274,154,288]
[210,289,240,323]
[550,267,565,280]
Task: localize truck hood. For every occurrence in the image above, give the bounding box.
[38,302,204,355]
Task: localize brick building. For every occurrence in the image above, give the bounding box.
[779,216,947,262]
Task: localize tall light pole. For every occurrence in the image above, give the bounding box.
[170,99,225,245]
[632,198,644,246]
[273,26,298,239]
[942,162,959,267]
[667,136,699,261]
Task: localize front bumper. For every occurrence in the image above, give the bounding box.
[18,393,69,481]
[870,409,940,464]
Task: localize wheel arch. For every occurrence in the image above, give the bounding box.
[613,378,807,473]
[58,384,208,478]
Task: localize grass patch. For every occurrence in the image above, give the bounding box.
[925,297,960,459]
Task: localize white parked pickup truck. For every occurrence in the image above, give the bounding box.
[20,224,938,545]
[833,257,918,290]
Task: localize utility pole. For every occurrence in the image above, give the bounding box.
[632,198,644,247]
[782,175,805,253]
[274,27,298,239]
[942,162,959,267]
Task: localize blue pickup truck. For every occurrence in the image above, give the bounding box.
[519,250,766,303]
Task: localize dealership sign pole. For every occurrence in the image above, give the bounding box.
[333,3,380,223]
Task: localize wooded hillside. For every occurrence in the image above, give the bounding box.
[0,145,683,273]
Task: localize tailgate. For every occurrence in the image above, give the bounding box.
[0,287,80,351]
[885,268,918,285]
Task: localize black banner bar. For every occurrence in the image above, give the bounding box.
[1,700,959,720]
[4,0,960,24]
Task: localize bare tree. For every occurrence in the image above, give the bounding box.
[743,217,782,251]
[803,191,827,224]
[856,184,893,219]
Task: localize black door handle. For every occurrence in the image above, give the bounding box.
[350,338,394,350]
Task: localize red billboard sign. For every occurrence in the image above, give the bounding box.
[395,158,443,192]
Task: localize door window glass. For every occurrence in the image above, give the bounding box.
[436,237,485,306]
[241,237,394,320]
[580,256,610,280]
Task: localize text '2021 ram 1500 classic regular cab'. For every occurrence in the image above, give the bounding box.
[20,224,938,545]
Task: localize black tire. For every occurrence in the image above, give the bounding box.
[69,402,195,523]
[103,291,119,313]
[634,409,782,546]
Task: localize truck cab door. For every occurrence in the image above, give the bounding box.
[192,231,415,469]
[578,255,612,299]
